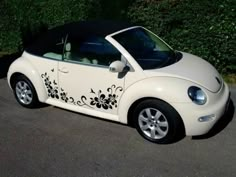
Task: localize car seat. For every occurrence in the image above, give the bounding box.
[64,43,72,60]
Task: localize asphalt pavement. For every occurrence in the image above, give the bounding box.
[0,77,235,177]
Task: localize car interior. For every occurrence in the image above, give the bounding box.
[42,35,121,68]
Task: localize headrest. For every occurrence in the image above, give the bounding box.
[65,43,71,51]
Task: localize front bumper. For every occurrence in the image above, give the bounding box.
[172,82,230,136]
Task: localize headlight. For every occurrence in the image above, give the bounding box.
[188,86,207,105]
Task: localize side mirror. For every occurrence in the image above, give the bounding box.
[109,60,126,73]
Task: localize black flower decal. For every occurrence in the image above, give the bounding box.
[60,92,69,103]
[48,88,59,99]
[89,85,123,110]
[44,77,51,88]
[90,91,112,110]
[41,70,123,110]
[42,72,59,99]
[108,94,118,107]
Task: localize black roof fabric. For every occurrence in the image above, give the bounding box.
[26,21,132,55]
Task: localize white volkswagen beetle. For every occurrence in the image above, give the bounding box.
[7,21,230,144]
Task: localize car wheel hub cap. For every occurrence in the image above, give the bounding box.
[138,108,169,139]
[15,81,33,105]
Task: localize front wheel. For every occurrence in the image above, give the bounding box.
[13,75,39,108]
[133,99,185,144]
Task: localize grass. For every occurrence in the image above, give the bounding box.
[223,74,236,85]
[0,52,10,58]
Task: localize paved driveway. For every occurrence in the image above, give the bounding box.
[0,77,235,177]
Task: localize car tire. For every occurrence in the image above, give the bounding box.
[12,75,39,108]
[133,99,184,144]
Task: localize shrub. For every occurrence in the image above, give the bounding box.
[127,0,236,74]
[0,0,100,53]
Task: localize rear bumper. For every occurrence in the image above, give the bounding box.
[172,82,230,136]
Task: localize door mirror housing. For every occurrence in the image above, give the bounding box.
[109,60,126,73]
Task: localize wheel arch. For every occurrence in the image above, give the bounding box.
[127,97,154,127]
[7,58,48,102]
[10,72,26,87]
[127,97,185,134]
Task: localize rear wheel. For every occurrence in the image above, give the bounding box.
[133,99,184,144]
[13,75,39,108]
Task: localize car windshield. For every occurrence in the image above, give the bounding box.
[112,27,181,70]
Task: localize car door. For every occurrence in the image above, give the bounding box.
[58,34,125,115]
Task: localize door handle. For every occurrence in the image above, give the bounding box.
[59,68,69,73]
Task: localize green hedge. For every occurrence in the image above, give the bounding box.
[0,0,100,53]
[0,0,235,74]
[127,0,236,74]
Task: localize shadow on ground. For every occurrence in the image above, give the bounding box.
[192,99,235,140]
[0,53,21,79]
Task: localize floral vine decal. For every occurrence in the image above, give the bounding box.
[41,70,123,110]
[41,72,59,99]
[90,90,110,109]
[69,96,93,108]
[90,85,123,110]
[60,89,69,103]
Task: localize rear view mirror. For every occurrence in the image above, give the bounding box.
[109,60,126,73]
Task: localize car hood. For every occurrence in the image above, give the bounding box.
[144,52,222,93]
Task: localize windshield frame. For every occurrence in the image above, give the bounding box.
[109,26,177,70]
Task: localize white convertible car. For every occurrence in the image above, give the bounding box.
[7,21,230,144]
